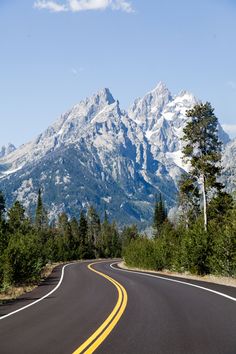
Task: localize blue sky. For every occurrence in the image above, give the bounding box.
[1,0,236,147]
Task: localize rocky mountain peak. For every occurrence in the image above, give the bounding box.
[0,83,233,228]
[0,143,16,158]
[88,87,115,106]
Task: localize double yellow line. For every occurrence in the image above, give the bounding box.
[72,261,128,354]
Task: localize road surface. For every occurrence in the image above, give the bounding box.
[0,260,236,354]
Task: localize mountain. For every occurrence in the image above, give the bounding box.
[0,143,16,158]
[221,138,236,194]
[0,83,234,227]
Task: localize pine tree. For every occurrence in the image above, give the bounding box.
[0,190,6,220]
[87,206,101,258]
[0,191,7,260]
[121,224,139,253]
[182,102,222,231]
[153,193,167,236]
[35,189,48,230]
[70,217,80,259]
[178,173,200,228]
[57,212,74,260]
[78,210,89,259]
[8,201,29,234]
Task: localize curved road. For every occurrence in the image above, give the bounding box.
[0,260,236,354]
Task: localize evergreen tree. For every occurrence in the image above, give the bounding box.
[121,224,139,252]
[208,191,234,223]
[109,222,121,257]
[0,191,7,284]
[78,210,89,259]
[0,191,7,252]
[8,201,30,234]
[3,230,44,285]
[153,193,167,236]
[87,206,101,258]
[209,207,236,276]
[178,173,200,228]
[35,189,48,230]
[0,190,6,219]
[182,102,222,230]
[100,214,110,257]
[70,217,80,259]
[57,212,75,260]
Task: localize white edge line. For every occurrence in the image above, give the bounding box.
[110,263,236,303]
[0,263,73,321]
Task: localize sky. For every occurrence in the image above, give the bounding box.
[1,0,236,147]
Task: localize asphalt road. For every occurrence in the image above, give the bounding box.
[0,260,236,354]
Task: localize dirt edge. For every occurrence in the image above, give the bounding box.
[118,261,236,288]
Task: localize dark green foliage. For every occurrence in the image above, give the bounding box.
[0,197,121,291]
[124,177,236,277]
[78,210,90,259]
[2,231,44,285]
[179,219,210,275]
[183,102,222,185]
[0,190,6,218]
[121,224,139,252]
[8,201,28,234]
[153,194,167,236]
[182,102,223,230]
[35,189,48,230]
[208,209,236,276]
[87,206,101,258]
[101,220,121,258]
[208,192,234,223]
[178,173,200,227]
[124,237,156,270]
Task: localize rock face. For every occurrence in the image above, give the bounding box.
[221,138,236,194]
[0,143,16,158]
[0,83,234,227]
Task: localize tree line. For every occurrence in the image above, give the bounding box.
[0,190,122,290]
[124,102,236,276]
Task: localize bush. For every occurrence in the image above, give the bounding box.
[179,219,209,275]
[2,231,44,286]
[124,237,156,270]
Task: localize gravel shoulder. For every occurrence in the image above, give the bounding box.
[119,261,236,288]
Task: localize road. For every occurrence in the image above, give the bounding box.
[0,260,236,354]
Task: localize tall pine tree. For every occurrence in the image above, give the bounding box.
[182,102,222,231]
[35,189,48,230]
[153,193,167,236]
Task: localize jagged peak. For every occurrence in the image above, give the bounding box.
[174,89,197,102]
[151,81,170,93]
[0,143,16,158]
[143,81,171,100]
[89,87,115,106]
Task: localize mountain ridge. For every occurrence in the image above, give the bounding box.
[0,83,234,227]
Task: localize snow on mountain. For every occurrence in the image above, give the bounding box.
[0,83,233,227]
[221,138,236,193]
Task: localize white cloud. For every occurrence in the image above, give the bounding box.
[69,0,111,11]
[34,0,67,12]
[222,124,236,138]
[111,0,133,13]
[34,0,134,13]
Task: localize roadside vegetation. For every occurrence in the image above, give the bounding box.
[124,103,236,277]
[0,190,121,294]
